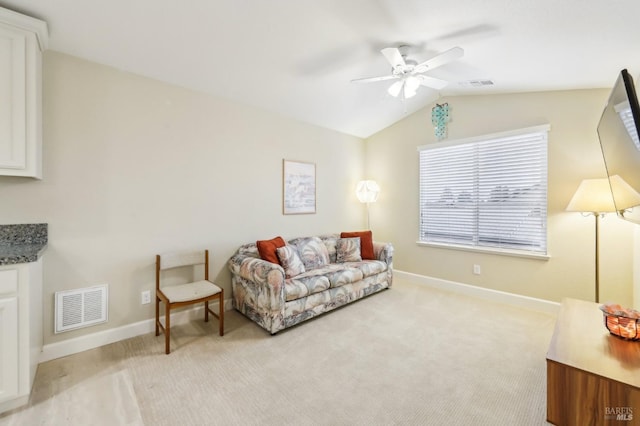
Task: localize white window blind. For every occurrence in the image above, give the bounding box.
[418,125,549,254]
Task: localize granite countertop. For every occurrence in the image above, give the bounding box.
[0,223,48,266]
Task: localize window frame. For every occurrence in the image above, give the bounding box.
[416,124,550,259]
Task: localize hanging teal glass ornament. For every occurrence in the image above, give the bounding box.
[431,103,450,140]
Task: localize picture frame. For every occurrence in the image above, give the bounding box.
[283,159,316,214]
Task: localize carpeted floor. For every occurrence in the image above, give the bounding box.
[0,277,556,425]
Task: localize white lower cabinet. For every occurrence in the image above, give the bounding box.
[0,259,43,414]
[0,296,18,401]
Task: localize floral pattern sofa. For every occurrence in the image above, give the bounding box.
[228,234,393,334]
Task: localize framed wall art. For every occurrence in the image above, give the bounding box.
[283,159,316,214]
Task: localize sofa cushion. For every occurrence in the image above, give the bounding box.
[319,235,339,263]
[284,271,331,301]
[257,236,285,264]
[290,236,330,270]
[340,230,374,260]
[293,263,364,289]
[276,245,306,278]
[336,237,362,263]
[344,260,387,278]
[326,267,364,288]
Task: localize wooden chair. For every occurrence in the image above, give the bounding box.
[155,249,224,354]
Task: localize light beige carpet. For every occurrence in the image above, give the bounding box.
[0,277,556,425]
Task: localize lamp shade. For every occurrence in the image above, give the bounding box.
[566,178,616,213]
[356,180,380,203]
[609,174,640,211]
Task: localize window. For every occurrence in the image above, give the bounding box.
[418,125,549,255]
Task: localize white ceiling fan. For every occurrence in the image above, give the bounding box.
[352,45,464,99]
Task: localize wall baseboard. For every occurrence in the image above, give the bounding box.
[394,270,560,315]
[41,273,559,363]
[40,298,232,363]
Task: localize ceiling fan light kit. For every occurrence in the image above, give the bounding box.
[387,80,404,97]
[404,76,420,98]
[352,45,464,99]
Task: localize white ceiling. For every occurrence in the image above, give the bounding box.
[4,0,640,138]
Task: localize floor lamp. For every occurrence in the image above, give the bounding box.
[566,178,617,303]
[356,180,380,230]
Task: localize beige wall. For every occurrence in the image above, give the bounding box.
[365,90,637,305]
[0,51,366,344]
[1,52,636,347]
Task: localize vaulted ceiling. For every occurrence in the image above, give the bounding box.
[4,0,640,138]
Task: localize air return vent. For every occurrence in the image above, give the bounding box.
[459,79,495,87]
[55,284,108,333]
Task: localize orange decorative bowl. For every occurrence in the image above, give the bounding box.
[599,303,640,341]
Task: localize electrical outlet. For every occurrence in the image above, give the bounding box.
[473,264,481,275]
[141,290,151,305]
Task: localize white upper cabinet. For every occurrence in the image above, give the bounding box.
[0,7,47,178]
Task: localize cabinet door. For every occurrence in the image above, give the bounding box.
[0,25,27,170]
[0,297,18,403]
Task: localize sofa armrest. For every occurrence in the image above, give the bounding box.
[228,254,286,310]
[373,241,394,267]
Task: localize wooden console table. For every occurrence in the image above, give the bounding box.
[546,298,640,425]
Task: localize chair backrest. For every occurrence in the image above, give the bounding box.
[156,250,209,288]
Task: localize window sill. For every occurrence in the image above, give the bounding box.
[416,240,550,260]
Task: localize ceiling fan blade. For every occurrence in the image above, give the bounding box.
[351,75,399,83]
[381,47,406,69]
[414,46,464,73]
[433,24,498,43]
[416,75,449,90]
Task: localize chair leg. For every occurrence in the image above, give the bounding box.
[219,290,224,336]
[204,300,209,322]
[165,303,171,355]
[155,295,160,336]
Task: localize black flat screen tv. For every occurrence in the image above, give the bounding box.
[598,69,640,224]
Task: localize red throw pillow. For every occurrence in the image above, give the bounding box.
[257,236,286,265]
[340,230,374,260]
